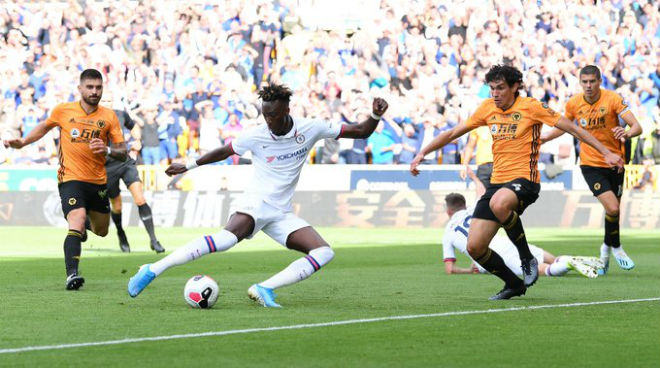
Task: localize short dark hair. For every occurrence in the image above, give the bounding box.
[579,65,601,80]
[445,193,466,212]
[258,84,292,103]
[485,64,523,88]
[80,68,103,82]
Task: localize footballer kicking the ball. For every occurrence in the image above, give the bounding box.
[128,84,388,307]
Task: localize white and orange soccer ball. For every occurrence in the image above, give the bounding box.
[183,275,219,309]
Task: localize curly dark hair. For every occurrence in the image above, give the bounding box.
[257,84,293,103]
[579,65,601,80]
[485,64,523,95]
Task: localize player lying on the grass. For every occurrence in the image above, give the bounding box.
[128,84,388,307]
[410,65,623,300]
[442,169,602,280]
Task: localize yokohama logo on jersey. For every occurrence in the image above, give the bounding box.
[266,147,309,163]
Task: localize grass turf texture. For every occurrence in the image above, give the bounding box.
[0,227,658,367]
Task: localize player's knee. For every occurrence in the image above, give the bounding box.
[488,200,509,219]
[466,243,485,259]
[94,226,109,237]
[605,206,619,217]
[309,246,334,267]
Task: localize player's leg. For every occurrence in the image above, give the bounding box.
[87,210,110,237]
[128,213,254,297]
[127,180,164,253]
[107,162,129,251]
[59,181,88,289]
[109,195,130,252]
[468,218,526,300]
[596,190,633,270]
[249,216,334,307]
[489,180,540,287]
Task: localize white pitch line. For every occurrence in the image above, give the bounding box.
[1,297,657,355]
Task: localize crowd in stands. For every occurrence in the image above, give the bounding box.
[1,0,659,167]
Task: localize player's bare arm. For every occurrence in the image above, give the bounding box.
[444,260,478,274]
[337,98,388,139]
[2,121,53,149]
[612,112,643,142]
[540,127,566,143]
[165,144,235,176]
[465,166,486,199]
[459,133,477,180]
[554,117,624,169]
[89,138,128,161]
[410,122,472,176]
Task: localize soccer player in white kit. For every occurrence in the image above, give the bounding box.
[442,169,601,280]
[128,84,389,307]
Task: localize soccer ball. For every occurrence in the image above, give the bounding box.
[183,275,219,309]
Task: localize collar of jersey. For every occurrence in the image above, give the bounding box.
[268,118,298,141]
[581,91,602,106]
[496,96,520,113]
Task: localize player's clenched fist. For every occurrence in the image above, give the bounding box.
[3,138,24,149]
[372,98,388,117]
[165,163,187,176]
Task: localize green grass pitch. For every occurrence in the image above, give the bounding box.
[0,226,658,367]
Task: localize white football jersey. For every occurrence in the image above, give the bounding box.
[442,205,514,273]
[231,117,343,211]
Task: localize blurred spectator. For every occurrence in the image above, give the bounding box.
[135,106,161,165]
[398,123,419,164]
[367,120,398,164]
[633,157,657,190]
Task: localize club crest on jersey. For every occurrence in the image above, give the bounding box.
[599,107,607,115]
[70,128,80,138]
[97,120,106,128]
[579,118,588,127]
[295,134,305,144]
[490,124,498,134]
[511,112,522,121]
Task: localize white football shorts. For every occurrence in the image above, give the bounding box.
[231,195,309,246]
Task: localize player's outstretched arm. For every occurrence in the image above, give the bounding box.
[165,144,235,176]
[409,122,471,176]
[465,166,486,198]
[2,121,53,149]
[338,98,389,139]
[613,112,643,142]
[555,117,624,170]
[459,133,477,180]
[540,127,566,144]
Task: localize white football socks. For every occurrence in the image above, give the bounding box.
[546,259,570,276]
[150,230,238,276]
[600,243,611,259]
[260,246,335,290]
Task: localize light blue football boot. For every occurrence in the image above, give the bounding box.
[612,247,635,270]
[248,284,282,308]
[128,264,156,297]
